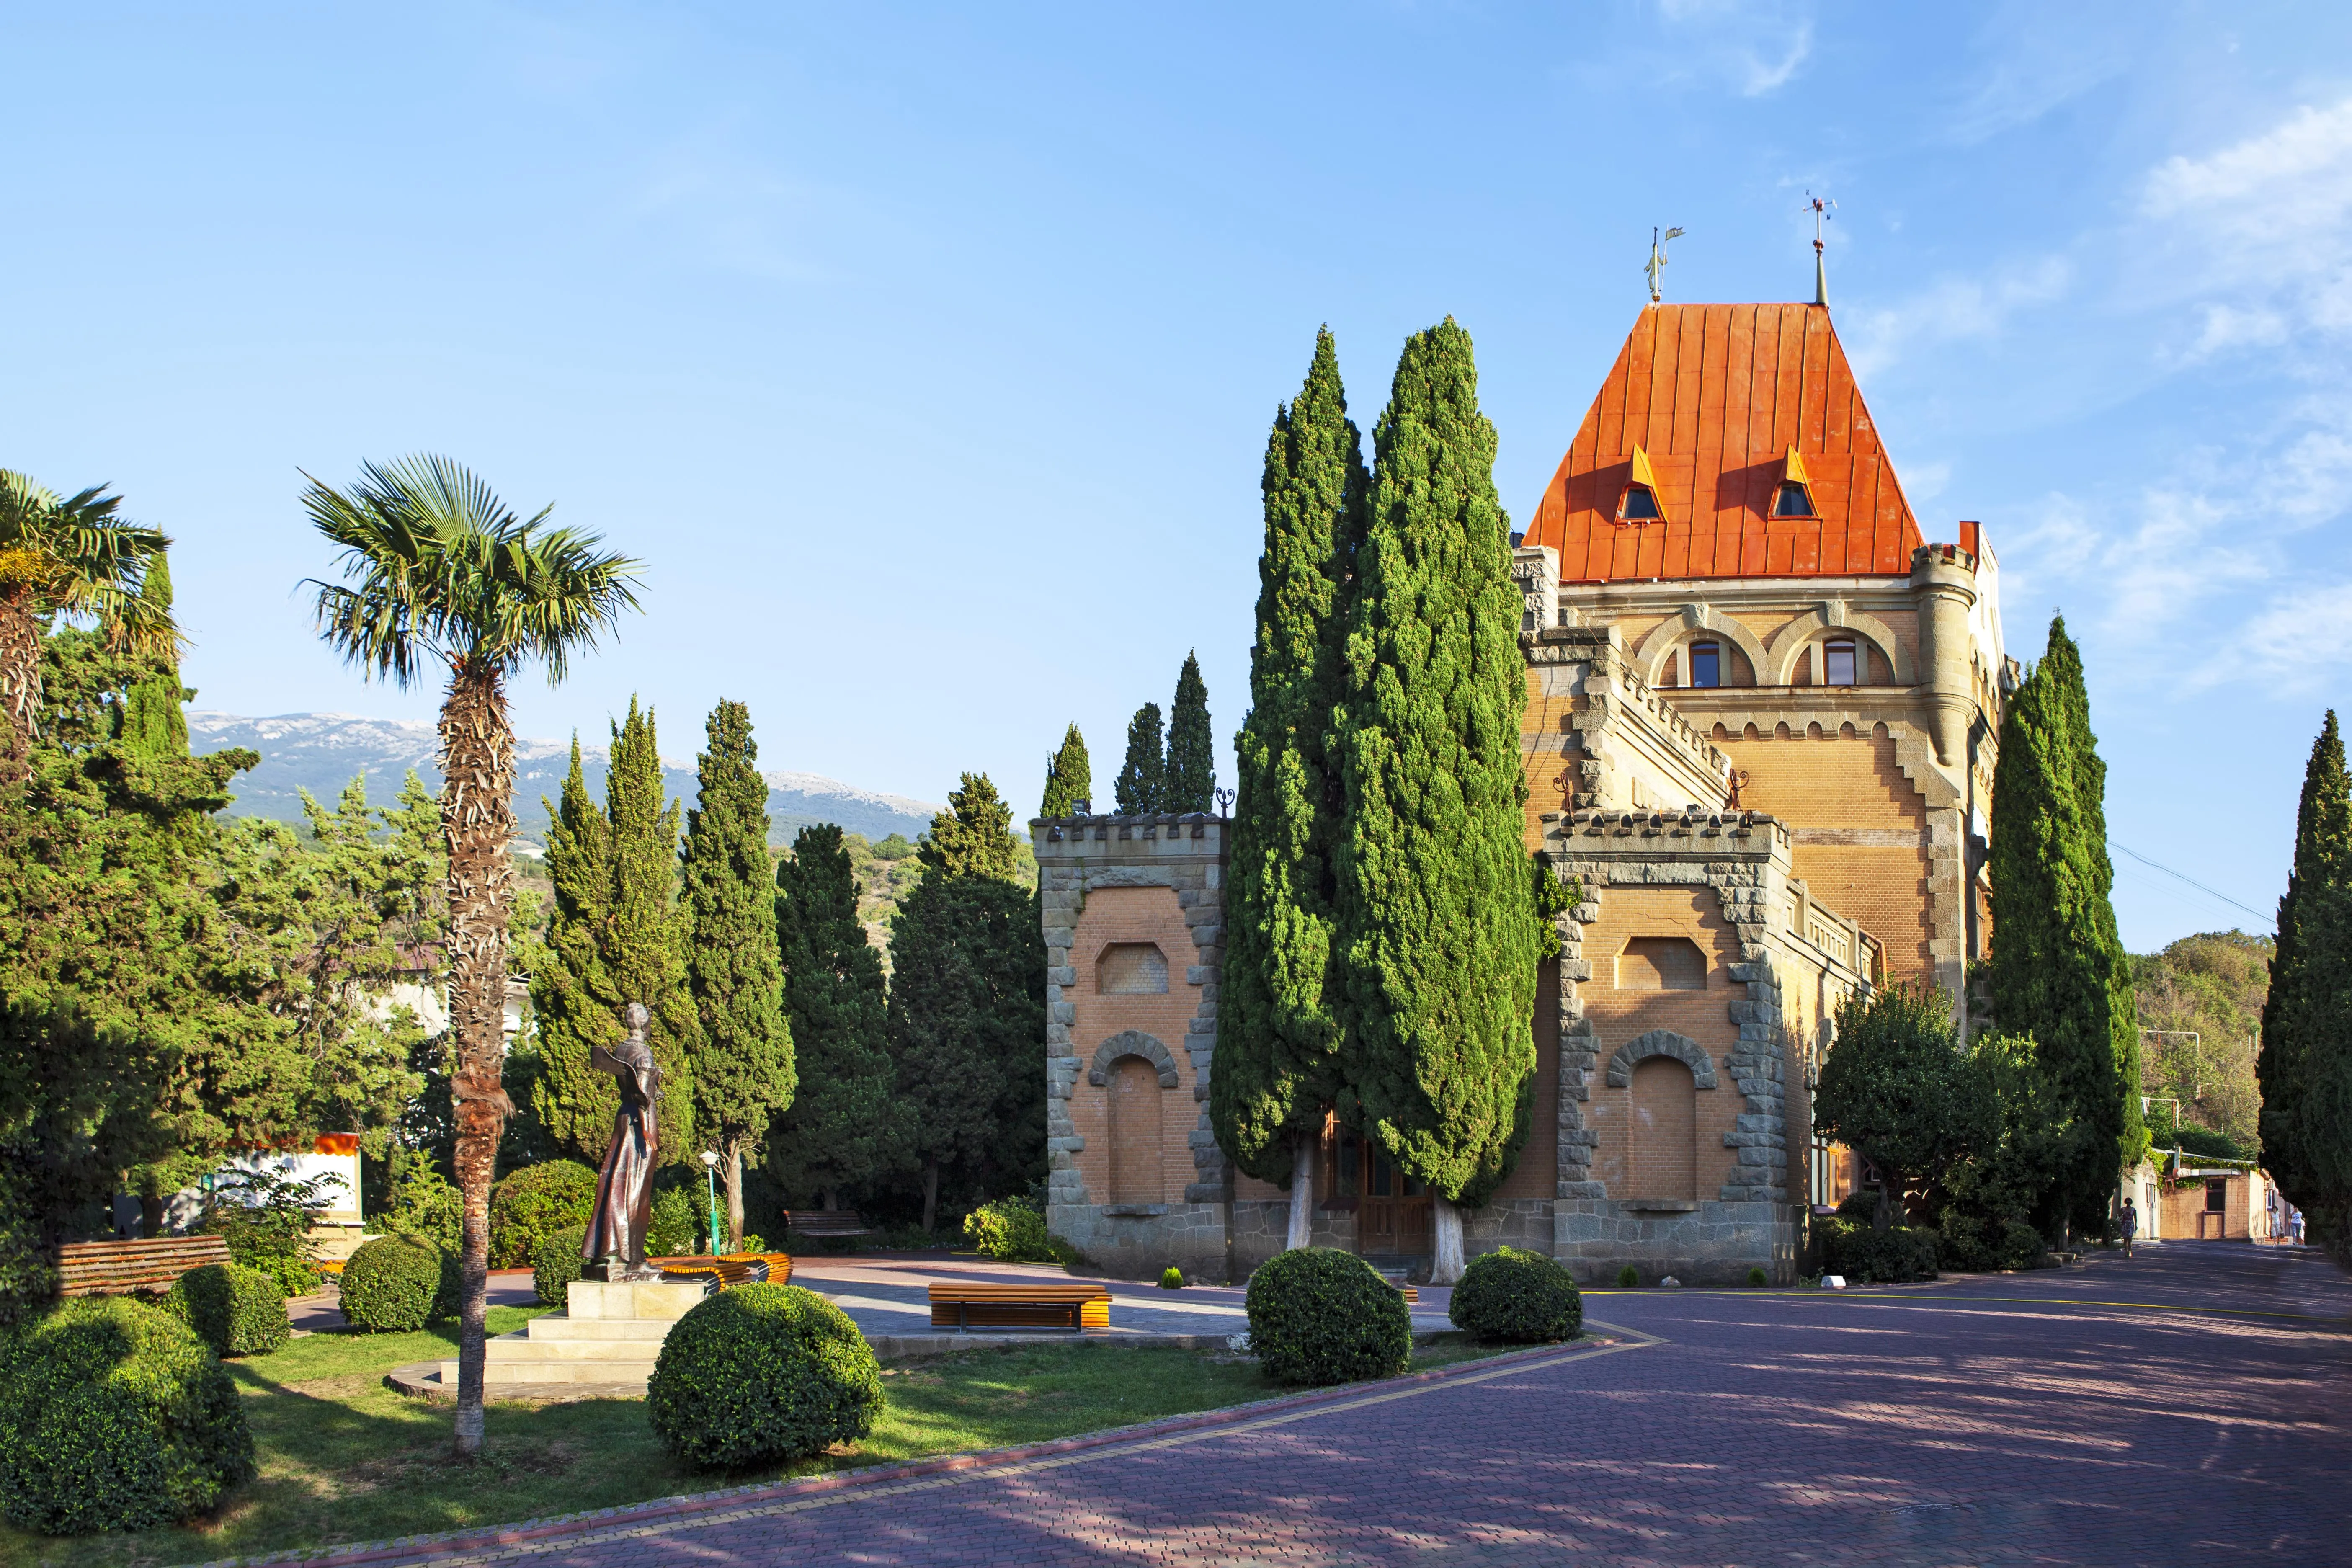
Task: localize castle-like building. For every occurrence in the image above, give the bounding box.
[1039,297,2012,1284]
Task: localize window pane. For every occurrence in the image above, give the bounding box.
[1621,485,1662,519]
[1775,481,1814,517]
[1690,642,1720,688]
[1824,641,1857,686]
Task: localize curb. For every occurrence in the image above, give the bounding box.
[233,1332,1635,1568]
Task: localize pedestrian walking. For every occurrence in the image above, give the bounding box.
[2121,1198,2139,1258]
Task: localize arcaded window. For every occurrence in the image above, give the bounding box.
[1823,637,1858,687]
[1630,1057,1698,1200]
[1096,943,1168,994]
[1619,484,1663,520]
[1107,1057,1164,1204]
[1688,641,1720,689]
[1616,936,1708,990]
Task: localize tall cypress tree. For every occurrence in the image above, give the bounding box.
[605,700,699,1160]
[1040,723,1092,819]
[1986,617,2132,1238]
[2259,711,2352,1257]
[1115,703,1164,813]
[769,825,897,1210]
[117,553,188,763]
[528,738,618,1161]
[681,699,795,1247]
[1333,318,1539,1282]
[1164,651,1215,812]
[1212,327,1366,1249]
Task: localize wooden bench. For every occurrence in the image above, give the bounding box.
[58,1235,232,1297]
[928,1281,1110,1332]
[650,1253,794,1289]
[784,1210,874,1241]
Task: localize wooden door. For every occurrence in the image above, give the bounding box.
[1354,1137,1430,1258]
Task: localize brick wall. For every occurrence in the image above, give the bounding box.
[1492,957,1561,1203]
[1064,885,1201,1208]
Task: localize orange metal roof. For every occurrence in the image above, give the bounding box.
[1521,303,1927,581]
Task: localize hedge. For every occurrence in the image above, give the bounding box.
[1449,1246,1582,1344]
[0,1297,255,1534]
[1934,1212,2050,1273]
[489,1161,600,1269]
[1244,1248,1411,1386]
[535,1222,590,1305]
[166,1263,290,1358]
[1816,1217,1938,1283]
[338,1234,458,1332]
[646,1284,883,1469]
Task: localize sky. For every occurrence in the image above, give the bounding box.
[6,1,2349,952]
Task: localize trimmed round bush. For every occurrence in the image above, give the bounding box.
[0,1297,255,1534]
[1616,1265,1640,1288]
[1817,1217,1938,1283]
[1159,1266,1184,1290]
[1448,1247,1582,1344]
[535,1222,589,1306]
[167,1263,289,1357]
[1244,1248,1411,1387]
[1746,1267,1769,1288]
[646,1284,883,1470]
[489,1161,599,1269]
[338,1234,458,1332]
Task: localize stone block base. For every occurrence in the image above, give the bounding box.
[1553,1199,1797,1286]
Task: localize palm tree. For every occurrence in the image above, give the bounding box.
[0,471,175,784]
[303,455,640,1457]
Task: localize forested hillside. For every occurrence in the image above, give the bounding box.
[2133,930,2271,1157]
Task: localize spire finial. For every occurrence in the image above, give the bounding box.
[1644,226,1685,304]
[1806,193,1835,307]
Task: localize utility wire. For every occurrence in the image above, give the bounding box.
[2110,842,2276,929]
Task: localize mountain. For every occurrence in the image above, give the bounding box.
[186,712,944,848]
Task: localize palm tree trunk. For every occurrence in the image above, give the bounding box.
[0,589,40,786]
[725,1143,746,1250]
[440,661,516,1459]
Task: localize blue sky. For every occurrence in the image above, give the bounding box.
[7,2,2347,951]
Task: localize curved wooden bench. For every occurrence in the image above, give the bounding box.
[650,1253,794,1289]
[59,1235,231,1297]
[928,1280,1110,1332]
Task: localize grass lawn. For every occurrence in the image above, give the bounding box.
[0,1311,1532,1568]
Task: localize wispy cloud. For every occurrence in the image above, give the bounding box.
[2243,580,2352,684]
[1651,0,1814,99]
[1944,5,2130,145]
[1844,257,2071,377]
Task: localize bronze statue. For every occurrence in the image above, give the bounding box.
[583,1001,663,1282]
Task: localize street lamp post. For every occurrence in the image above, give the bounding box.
[698,1150,722,1255]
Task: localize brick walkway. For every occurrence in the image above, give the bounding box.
[301,1242,2350,1568]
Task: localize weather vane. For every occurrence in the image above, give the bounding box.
[1644,226,1685,304]
[1805,193,1835,307]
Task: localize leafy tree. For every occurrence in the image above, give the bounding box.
[0,471,175,785]
[2259,711,2352,1259]
[2135,931,2271,1156]
[1813,984,1989,1228]
[1333,319,1540,1282]
[302,454,640,1457]
[682,700,794,1246]
[1040,723,1092,819]
[889,775,1048,1227]
[1986,615,2136,1239]
[1213,328,1365,1246]
[1164,651,1215,812]
[1115,704,1164,814]
[770,825,897,1210]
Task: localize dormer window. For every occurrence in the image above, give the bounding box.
[1823,637,1858,686]
[1620,485,1663,519]
[1687,640,1721,689]
[1774,446,1817,517]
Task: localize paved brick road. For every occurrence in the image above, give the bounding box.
[337,1243,2350,1568]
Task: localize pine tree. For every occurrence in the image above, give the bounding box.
[1986,616,2133,1239]
[1040,723,1092,819]
[1333,318,1540,1282]
[1115,703,1164,814]
[890,774,1048,1228]
[2259,711,2352,1257]
[769,824,897,1209]
[681,699,795,1247]
[1164,651,1216,812]
[1212,327,1366,1248]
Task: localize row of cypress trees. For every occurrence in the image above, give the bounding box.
[1211,321,1543,1282]
[1112,653,1217,814]
[2259,712,2352,1259]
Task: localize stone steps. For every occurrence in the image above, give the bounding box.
[440,1277,707,1393]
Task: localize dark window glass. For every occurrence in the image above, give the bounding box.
[1689,642,1720,688]
[1369,1145,1393,1198]
[2206,1179,2227,1213]
[1620,485,1663,519]
[1774,481,1816,517]
[1823,640,1857,686]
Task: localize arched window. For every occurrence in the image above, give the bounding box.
[1687,640,1721,689]
[1822,638,1858,687]
[1773,480,1816,517]
[1630,1057,1697,1201]
[1097,943,1168,994]
[1619,484,1663,520]
[1106,1057,1163,1204]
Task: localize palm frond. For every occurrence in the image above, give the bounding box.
[0,469,175,650]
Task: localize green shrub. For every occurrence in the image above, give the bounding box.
[1935,1211,2050,1272]
[646,1284,882,1469]
[382,1157,462,1254]
[1449,1247,1581,1344]
[648,1186,699,1258]
[338,1234,457,1331]
[1244,1248,1411,1387]
[165,1263,289,1358]
[534,1223,589,1306]
[202,1165,337,1298]
[1615,1265,1640,1287]
[1835,1190,1880,1220]
[1159,1266,1184,1290]
[488,1161,599,1269]
[962,1196,1057,1263]
[1816,1217,1938,1283]
[0,1297,254,1534]
[735,1233,768,1254]
[1746,1266,1769,1287]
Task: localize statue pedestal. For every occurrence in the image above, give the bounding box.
[437,1278,710,1393]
